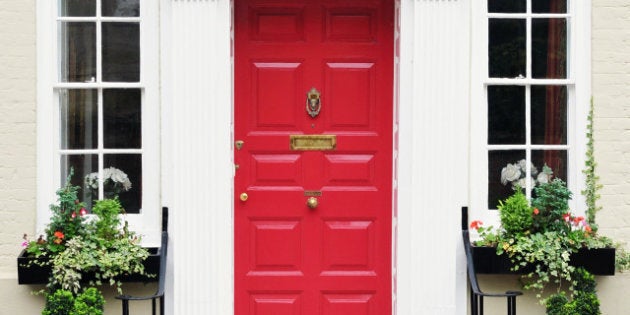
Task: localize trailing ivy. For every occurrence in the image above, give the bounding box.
[582,98,602,232]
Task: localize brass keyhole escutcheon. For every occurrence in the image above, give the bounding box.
[235,140,244,150]
[306,197,318,209]
[240,193,248,202]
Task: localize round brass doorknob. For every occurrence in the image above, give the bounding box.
[240,193,248,202]
[306,197,318,209]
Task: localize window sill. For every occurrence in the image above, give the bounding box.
[16,248,160,285]
[472,246,616,276]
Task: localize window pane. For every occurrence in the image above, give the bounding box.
[60,89,98,149]
[60,22,96,82]
[532,0,567,13]
[102,23,140,82]
[488,150,526,209]
[488,0,525,13]
[59,0,96,17]
[102,0,140,17]
[532,86,567,145]
[104,154,142,213]
[532,150,567,183]
[532,19,567,79]
[488,86,525,144]
[104,89,141,148]
[489,19,526,78]
[61,154,98,210]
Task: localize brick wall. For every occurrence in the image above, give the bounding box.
[0,0,37,277]
[592,0,630,248]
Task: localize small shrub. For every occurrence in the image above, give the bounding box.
[71,288,105,315]
[531,178,572,234]
[42,290,74,315]
[498,189,532,236]
[545,293,568,315]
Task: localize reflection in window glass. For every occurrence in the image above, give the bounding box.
[488,150,526,209]
[103,89,142,148]
[532,0,567,13]
[531,86,567,145]
[102,23,140,82]
[104,154,142,213]
[60,89,98,150]
[102,0,140,17]
[59,0,96,17]
[60,22,96,82]
[532,19,567,79]
[61,154,98,210]
[488,86,525,144]
[488,0,525,13]
[489,19,526,78]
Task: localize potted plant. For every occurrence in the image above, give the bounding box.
[19,170,152,314]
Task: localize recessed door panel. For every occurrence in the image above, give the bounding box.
[235,0,393,314]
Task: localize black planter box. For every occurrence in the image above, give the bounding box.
[472,246,616,276]
[17,247,160,285]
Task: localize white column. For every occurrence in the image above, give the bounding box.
[164,0,233,314]
[397,0,469,314]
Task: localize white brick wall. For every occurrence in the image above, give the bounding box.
[0,0,37,277]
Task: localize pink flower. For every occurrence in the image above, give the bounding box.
[470,220,483,230]
[21,241,28,248]
[71,212,76,219]
[79,207,87,216]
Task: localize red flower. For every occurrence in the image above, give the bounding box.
[562,213,571,222]
[71,212,76,219]
[573,216,585,224]
[470,220,483,230]
[79,207,87,216]
[533,208,540,215]
[54,231,64,239]
[585,225,592,233]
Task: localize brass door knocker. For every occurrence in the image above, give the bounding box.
[306,87,321,118]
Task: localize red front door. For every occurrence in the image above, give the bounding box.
[235,0,393,314]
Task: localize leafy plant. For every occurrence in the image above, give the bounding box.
[582,98,602,232]
[42,289,75,315]
[497,189,532,237]
[545,268,600,315]
[71,287,105,315]
[531,178,572,234]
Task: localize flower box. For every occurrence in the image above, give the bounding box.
[472,246,616,276]
[17,247,160,285]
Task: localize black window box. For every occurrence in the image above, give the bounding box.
[17,247,160,285]
[472,246,616,276]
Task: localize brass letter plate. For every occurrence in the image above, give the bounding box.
[290,135,336,151]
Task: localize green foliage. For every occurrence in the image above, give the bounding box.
[70,288,105,315]
[91,198,123,246]
[42,289,75,315]
[531,178,572,234]
[42,288,105,315]
[582,98,602,232]
[498,189,532,237]
[545,268,600,315]
[50,199,150,294]
[615,247,630,272]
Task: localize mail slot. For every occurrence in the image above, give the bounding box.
[290,135,336,151]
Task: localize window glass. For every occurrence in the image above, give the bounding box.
[104,154,142,213]
[532,0,567,13]
[488,150,526,209]
[59,0,96,17]
[531,85,567,145]
[60,89,98,150]
[488,0,525,13]
[532,150,567,182]
[532,19,567,79]
[61,154,99,210]
[102,0,140,17]
[488,86,525,144]
[103,89,142,148]
[102,23,140,82]
[59,22,96,82]
[489,19,526,78]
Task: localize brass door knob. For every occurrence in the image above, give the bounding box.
[240,193,248,202]
[306,197,318,209]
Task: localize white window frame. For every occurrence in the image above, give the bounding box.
[470,0,591,228]
[36,0,161,246]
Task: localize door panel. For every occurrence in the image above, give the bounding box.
[235,1,393,314]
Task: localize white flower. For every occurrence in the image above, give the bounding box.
[536,172,550,184]
[501,163,522,185]
[84,167,132,194]
[516,177,527,188]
